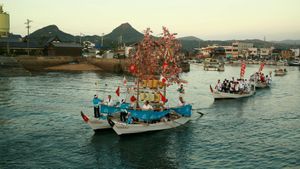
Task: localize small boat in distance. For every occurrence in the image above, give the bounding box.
[250,62,272,88]
[288,58,300,66]
[203,58,225,71]
[274,68,287,76]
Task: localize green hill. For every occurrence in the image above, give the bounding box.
[104,23,144,44]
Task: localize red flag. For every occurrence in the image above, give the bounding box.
[115,86,120,97]
[159,92,167,103]
[160,75,167,84]
[123,76,127,86]
[130,95,136,102]
[80,111,89,122]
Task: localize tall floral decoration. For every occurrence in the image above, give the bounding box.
[129,27,183,85]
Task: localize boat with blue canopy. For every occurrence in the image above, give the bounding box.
[107,27,197,135]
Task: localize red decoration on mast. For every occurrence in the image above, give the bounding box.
[240,62,246,79]
[129,27,183,85]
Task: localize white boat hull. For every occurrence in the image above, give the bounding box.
[212,90,255,99]
[274,72,286,76]
[255,81,270,88]
[111,116,191,135]
[86,118,111,130]
[81,112,112,130]
[274,69,287,76]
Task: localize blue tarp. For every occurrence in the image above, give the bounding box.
[171,104,192,117]
[100,103,130,115]
[128,109,171,121]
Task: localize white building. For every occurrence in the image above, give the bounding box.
[222,46,233,58]
[125,46,133,57]
[248,48,258,57]
[291,49,300,57]
[232,42,253,57]
[259,48,271,57]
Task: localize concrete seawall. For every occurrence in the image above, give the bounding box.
[0,56,31,76]
[87,58,130,73]
[16,56,78,71]
[0,56,189,76]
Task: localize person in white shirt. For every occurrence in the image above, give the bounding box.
[215,79,222,92]
[104,95,114,106]
[234,82,240,93]
[142,101,153,110]
[239,80,244,92]
[178,96,185,107]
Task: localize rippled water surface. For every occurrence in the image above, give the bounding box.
[0,65,300,168]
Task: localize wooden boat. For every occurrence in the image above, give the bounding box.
[108,28,196,135]
[274,68,287,76]
[81,111,112,130]
[203,58,225,71]
[255,81,271,88]
[209,85,255,99]
[288,58,300,66]
[250,63,272,89]
[80,103,130,130]
[109,105,193,135]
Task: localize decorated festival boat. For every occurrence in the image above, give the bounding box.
[250,62,272,88]
[210,62,256,99]
[107,27,197,135]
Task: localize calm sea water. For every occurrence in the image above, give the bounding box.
[0,64,299,169]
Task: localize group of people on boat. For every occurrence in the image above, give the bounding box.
[250,72,272,84]
[214,77,252,94]
[92,94,115,118]
[92,84,187,124]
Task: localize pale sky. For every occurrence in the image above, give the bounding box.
[2,0,300,40]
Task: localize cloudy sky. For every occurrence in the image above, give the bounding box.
[2,0,300,40]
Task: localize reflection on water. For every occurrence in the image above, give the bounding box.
[0,65,300,168]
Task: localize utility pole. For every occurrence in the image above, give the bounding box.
[101,33,104,48]
[25,19,32,56]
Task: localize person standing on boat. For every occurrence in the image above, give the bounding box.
[126,113,133,124]
[119,99,128,122]
[266,75,271,85]
[92,95,102,118]
[104,95,113,106]
[177,84,185,97]
[178,96,185,107]
[215,79,222,92]
[142,101,153,110]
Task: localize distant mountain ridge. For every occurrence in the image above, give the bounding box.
[275,40,300,45]
[29,25,75,44]
[178,36,202,41]
[104,23,144,43]
[7,23,299,51]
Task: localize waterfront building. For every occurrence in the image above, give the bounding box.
[232,42,253,58]
[232,42,239,58]
[44,37,82,56]
[248,48,258,58]
[259,48,271,58]
[222,46,233,59]
[281,49,293,59]
[291,49,300,57]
